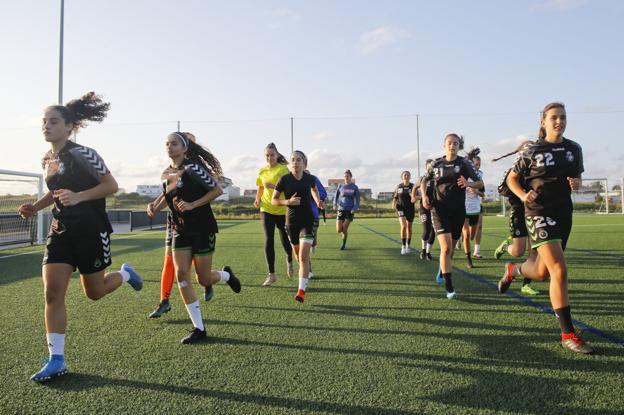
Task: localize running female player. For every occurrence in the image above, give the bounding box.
[334,170,360,250]
[421,134,482,299]
[18,92,143,382]
[254,142,294,287]
[392,171,415,254]
[461,147,484,268]
[272,151,323,303]
[412,160,436,260]
[161,132,241,344]
[492,142,539,296]
[497,102,594,354]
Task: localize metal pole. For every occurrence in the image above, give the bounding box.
[290,117,294,154]
[177,120,180,132]
[605,179,609,214]
[416,114,421,177]
[621,178,624,214]
[58,0,64,105]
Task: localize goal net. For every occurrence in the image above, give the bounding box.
[0,169,46,246]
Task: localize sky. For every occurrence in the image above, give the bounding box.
[1,0,623,196]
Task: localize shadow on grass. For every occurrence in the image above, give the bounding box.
[43,372,418,415]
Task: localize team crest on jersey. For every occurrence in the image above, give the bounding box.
[176,177,183,188]
[454,166,460,173]
[515,230,521,236]
[538,230,548,240]
[94,258,102,268]
[566,151,574,162]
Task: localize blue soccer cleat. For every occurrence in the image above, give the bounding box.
[122,263,143,291]
[435,268,444,286]
[31,355,68,382]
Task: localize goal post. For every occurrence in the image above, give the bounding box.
[0,169,46,245]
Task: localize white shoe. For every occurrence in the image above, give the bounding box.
[308,272,314,279]
[401,246,406,255]
[262,273,277,287]
[446,291,457,300]
[405,246,411,254]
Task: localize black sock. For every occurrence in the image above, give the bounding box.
[522,278,532,286]
[401,238,406,246]
[341,239,346,247]
[407,238,411,246]
[554,306,574,334]
[443,273,453,293]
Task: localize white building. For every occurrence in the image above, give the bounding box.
[136,184,161,197]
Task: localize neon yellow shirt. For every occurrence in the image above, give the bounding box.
[256,164,289,215]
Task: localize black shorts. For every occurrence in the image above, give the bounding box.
[337,210,354,221]
[431,206,465,240]
[509,205,528,238]
[418,207,432,224]
[43,220,112,274]
[173,231,216,256]
[465,214,480,226]
[286,222,315,246]
[397,207,415,222]
[526,212,572,250]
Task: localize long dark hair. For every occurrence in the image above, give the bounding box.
[173,132,223,178]
[491,140,534,163]
[445,133,464,150]
[266,142,288,165]
[538,102,566,140]
[47,91,110,132]
[466,146,481,163]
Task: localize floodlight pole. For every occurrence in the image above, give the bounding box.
[177,120,180,132]
[621,177,624,214]
[416,114,421,178]
[58,0,64,105]
[290,117,294,154]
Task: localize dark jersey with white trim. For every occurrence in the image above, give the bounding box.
[498,168,527,208]
[275,171,317,226]
[393,182,414,209]
[42,140,112,233]
[424,155,480,209]
[512,138,583,215]
[417,176,434,211]
[162,159,219,234]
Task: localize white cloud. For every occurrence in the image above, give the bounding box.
[310,131,336,140]
[267,7,301,29]
[530,0,588,12]
[358,25,409,55]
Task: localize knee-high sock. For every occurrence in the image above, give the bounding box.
[161,255,175,302]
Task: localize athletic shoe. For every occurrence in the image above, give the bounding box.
[262,273,277,287]
[340,245,346,251]
[426,253,433,261]
[420,249,426,260]
[31,355,68,382]
[401,246,406,255]
[122,263,143,291]
[148,300,171,318]
[521,284,539,296]
[446,291,457,300]
[473,253,482,259]
[497,262,516,294]
[204,284,214,301]
[181,327,207,344]
[435,269,444,286]
[455,240,461,250]
[561,332,595,354]
[295,289,305,303]
[308,272,314,279]
[405,246,411,254]
[223,266,241,293]
[286,262,294,278]
[494,238,510,259]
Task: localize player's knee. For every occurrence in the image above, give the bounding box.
[44,287,65,305]
[84,287,104,301]
[549,262,568,281]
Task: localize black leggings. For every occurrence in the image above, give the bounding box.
[421,212,435,244]
[261,212,293,273]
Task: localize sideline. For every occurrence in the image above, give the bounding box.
[358,223,624,348]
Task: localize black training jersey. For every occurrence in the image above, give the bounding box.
[512,138,583,214]
[498,167,528,208]
[424,155,480,209]
[275,171,317,225]
[393,182,414,209]
[42,140,112,233]
[162,159,219,234]
[417,176,434,211]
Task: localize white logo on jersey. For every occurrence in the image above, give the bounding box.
[454,166,460,173]
[565,151,574,162]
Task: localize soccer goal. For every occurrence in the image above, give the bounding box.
[0,169,46,246]
[573,177,611,214]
